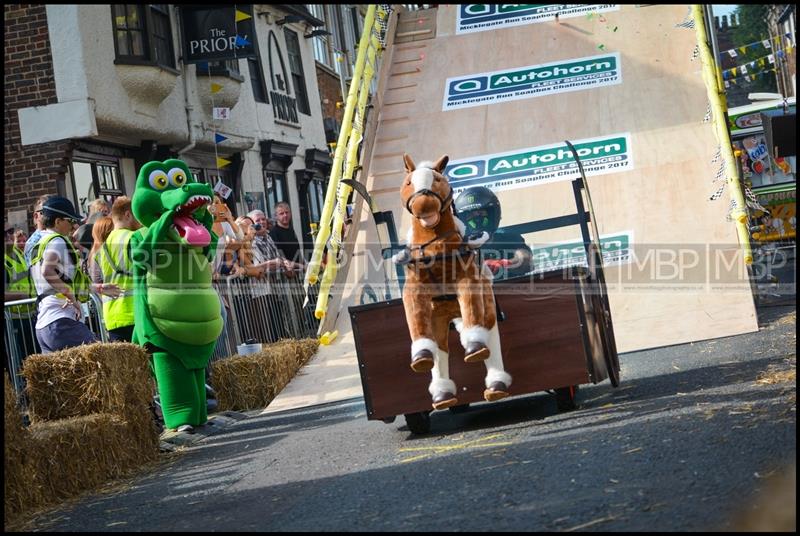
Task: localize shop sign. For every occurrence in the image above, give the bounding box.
[445,132,634,194]
[443,53,621,110]
[266,31,299,126]
[456,4,620,34]
[180,5,258,63]
[529,231,633,274]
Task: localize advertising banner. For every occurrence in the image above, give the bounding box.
[445,133,634,194]
[456,4,620,34]
[443,52,621,111]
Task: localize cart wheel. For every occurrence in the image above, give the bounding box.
[381,416,396,424]
[589,247,620,387]
[404,411,431,435]
[448,403,470,414]
[555,385,579,412]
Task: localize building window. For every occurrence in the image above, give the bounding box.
[263,170,288,218]
[248,57,268,103]
[70,157,125,218]
[111,4,176,69]
[197,59,244,81]
[308,5,330,65]
[191,166,237,214]
[284,29,311,115]
[306,176,326,226]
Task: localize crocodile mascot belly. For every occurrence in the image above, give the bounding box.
[130,159,223,430]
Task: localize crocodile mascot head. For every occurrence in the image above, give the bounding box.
[132,159,215,248]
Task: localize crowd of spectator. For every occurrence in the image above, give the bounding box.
[5,194,313,368]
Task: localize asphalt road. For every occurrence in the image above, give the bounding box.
[21,301,795,532]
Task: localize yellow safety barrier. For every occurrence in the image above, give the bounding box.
[307,5,390,320]
[692,5,753,265]
[306,5,382,288]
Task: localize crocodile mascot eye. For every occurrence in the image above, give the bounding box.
[149,170,169,191]
[168,168,188,188]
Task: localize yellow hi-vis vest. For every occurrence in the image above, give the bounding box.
[4,246,35,316]
[97,228,135,331]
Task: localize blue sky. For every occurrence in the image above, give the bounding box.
[712,5,738,18]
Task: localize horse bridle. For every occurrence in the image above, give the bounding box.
[404,184,454,216]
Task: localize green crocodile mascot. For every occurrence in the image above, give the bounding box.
[130,159,223,431]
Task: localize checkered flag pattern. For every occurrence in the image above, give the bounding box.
[744,186,769,213]
[709,182,726,201]
[675,8,695,29]
[713,162,726,183]
[711,147,721,164]
[691,44,700,61]
[703,103,712,123]
[725,199,738,222]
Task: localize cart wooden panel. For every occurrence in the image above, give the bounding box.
[350,271,606,420]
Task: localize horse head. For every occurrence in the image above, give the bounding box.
[401,153,453,230]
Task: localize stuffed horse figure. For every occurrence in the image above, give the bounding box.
[395,153,512,410]
[209,196,243,250]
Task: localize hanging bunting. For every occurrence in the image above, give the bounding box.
[214,133,228,144]
[210,82,223,94]
[762,39,771,49]
[728,49,738,58]
[235,35,251,47]
[216,156,232,168]
[235,9,252,22]
[768,54,775,64]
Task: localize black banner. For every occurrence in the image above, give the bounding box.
[180,5,258,64]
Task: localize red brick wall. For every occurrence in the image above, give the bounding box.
[4,4,73,229]
[316,63,345,123]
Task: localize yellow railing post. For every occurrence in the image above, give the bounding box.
[692,5,753,265]
[306,5,378,288]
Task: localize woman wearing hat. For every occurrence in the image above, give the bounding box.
[28,197,110,353]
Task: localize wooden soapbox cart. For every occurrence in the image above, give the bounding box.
[349,144,620,434]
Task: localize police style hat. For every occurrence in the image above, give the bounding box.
[41,196,82,222]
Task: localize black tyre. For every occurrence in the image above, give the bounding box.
[381,416,396,424]
[404,411,431,434]
[555,385,579,412]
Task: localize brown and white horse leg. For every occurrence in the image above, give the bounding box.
[403,285,436,373]
[456,275,491,363]
[429,312,457,410]
[480,276,512,401]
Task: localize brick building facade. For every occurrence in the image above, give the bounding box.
[4,4,72,230]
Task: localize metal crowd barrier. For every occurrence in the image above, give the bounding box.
[4,293,107,397]
[211,269,320,362]
[5,274,319,396]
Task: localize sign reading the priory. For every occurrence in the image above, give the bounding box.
[180,5,258,63]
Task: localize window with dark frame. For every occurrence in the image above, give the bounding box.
[263,169,288,218]
[70,157,125,218]
[111,4,176,69]
[283,28,311,115]
[197,59,243,80]
[191,167,238,214]
[248,57,268,103]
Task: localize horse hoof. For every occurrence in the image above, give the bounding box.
[464,342,490,363]
[432,392,458,410]
[410,349,434,373]
[484,381,510,402]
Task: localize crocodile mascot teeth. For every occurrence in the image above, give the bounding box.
[130,159,223,431]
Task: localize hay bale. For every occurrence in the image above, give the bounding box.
[28,413,158,505]
[22,342,154,425]
[5,374,43,524]
[211,338,319,411]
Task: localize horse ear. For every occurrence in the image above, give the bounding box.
[433,154,449,173]
[403,153,416,173]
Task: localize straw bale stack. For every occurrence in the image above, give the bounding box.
[22,342,156,437]
[5,374,43,523]
[27,413,153,502]
[211,338,319,411]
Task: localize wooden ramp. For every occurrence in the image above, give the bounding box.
[265,5,758,414]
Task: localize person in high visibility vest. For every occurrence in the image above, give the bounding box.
[95,196,141,342]
[5,227,40,363]
[29,197,100,354]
